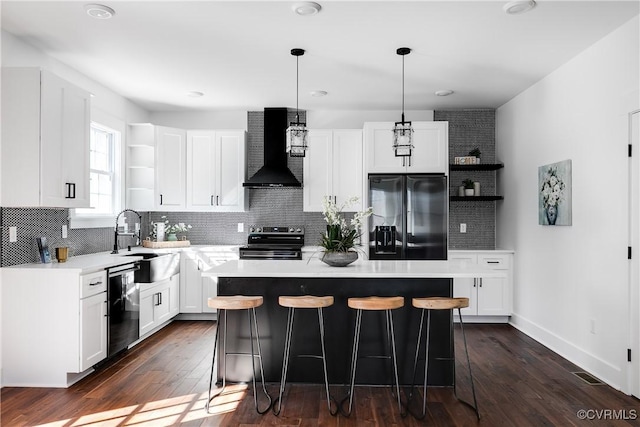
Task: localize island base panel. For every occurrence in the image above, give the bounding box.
[216,277,454,386]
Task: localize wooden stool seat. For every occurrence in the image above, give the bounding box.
[412,297,469,311]
[279,295,334,309]
[208,295,263,310]
[347,296,404,311]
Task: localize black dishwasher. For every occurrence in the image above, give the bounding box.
[107,262,140,358]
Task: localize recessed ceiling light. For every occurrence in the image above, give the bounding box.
[292,2,322,16]
[85,4,115,19]
[503,1,537,15]
[186,91,204,98]
[310,90,328,97]
[435,89,454,97]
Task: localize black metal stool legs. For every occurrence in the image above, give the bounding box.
[248,307,273,414]
[343,309,402,417]
[274,306,337,416]
[206,309,231,413]
[274,307,296,415]
[406,307,480,420]
[454,307,480,420]
[344,308,363,416]
[205,308,272,415]
[405,308,431,419]
[317,307,338,415]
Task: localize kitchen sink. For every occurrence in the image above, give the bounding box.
[123,252,180,283]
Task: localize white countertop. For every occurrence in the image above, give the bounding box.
[202,257,507,279]
[2,245,239,274]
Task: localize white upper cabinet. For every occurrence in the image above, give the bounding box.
[364,121,448,174]
[156,126,187,210]
[2,68,90,208]
[304,129,363,212]
[186,130,247,212]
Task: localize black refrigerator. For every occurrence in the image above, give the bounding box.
[368,174,448,260]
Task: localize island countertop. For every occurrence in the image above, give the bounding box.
[202,257,506,278]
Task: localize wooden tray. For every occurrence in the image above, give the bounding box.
[142,240,191,249]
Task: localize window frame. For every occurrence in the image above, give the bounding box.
[69,109,125,229]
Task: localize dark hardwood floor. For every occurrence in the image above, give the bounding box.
[2,320,639,426]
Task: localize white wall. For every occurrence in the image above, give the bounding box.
[150,109,434,130]
[2,30,149,125]
[496,16,639,390]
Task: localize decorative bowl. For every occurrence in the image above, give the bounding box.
[321,251,358,267]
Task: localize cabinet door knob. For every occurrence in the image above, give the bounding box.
[160,194,163,205]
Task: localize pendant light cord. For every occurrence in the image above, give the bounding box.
[296,54,300,123]
[401,54,405,123]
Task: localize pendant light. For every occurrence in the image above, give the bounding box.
[392,47,413,158]
[286,48,308,158]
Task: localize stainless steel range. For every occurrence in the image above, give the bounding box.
[239,226,304,260]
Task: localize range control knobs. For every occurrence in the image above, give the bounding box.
[289,227,295,232]
[296,228,302,233]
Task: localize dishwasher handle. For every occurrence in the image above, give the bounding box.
[108,263,140,278]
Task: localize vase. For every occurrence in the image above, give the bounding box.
[321,251,358,267]
[464,188,474,196]
[545,205,558,225]
[167,233,178,241]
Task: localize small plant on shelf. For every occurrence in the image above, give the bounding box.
[463,179,475,190]
[462,179,475,196]
[468,148,481,158]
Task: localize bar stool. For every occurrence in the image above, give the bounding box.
[273,295,337,416]
[343,296,405,417]
[407,297,479,420]
[205,295,272,414]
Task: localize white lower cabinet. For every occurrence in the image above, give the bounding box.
[449,251,513,323]
[1,268,108,387]
[80,291,108,371]
[179,248,238,314]
[140,273,180,337]
[180,251,204,313]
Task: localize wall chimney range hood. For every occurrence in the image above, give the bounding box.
[243,108,302,188]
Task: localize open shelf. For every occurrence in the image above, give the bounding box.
[449,163,504,171]
[450,196,504,201]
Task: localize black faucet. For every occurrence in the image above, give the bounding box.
[111,209,142,254]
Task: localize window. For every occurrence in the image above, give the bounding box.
[70,111,124,228]
[87,123,116,214]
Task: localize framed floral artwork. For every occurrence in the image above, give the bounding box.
[539,159,572,226]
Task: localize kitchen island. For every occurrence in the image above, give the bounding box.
[202,257,505,386]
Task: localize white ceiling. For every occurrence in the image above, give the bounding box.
[2,1,638,112]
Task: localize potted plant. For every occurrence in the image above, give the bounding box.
[463,179,475,196]
[468,148,481,164]
[320,196,373,266]
[151,216,192,241]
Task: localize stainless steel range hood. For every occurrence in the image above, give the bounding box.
[243,108,302,188]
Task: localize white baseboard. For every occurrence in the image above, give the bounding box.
[176,313,217,321]
[454,315,510,324]
[509,313,623,391]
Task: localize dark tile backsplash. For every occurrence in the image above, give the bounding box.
[1,109,497,266]
[436,109,498,250]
